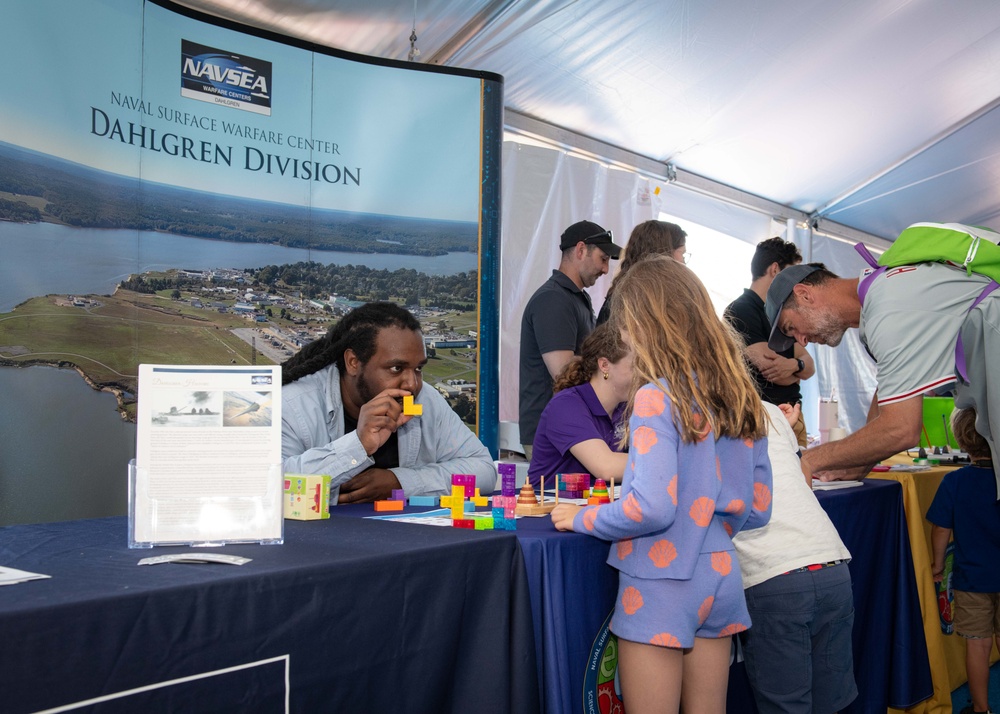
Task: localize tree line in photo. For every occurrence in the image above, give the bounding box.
[0,141,478,257]
[248,262,478,309]
[118,262,479,310]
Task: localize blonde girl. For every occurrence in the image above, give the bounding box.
[552,255,773,714]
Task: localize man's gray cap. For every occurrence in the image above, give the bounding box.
[766,264,823,352]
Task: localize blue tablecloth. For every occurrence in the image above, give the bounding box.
[0,516,539,714]
[511,478,932,714]
[0,478,931,714]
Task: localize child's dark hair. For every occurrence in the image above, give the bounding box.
[951,408,991,459]
[281,302,420,385]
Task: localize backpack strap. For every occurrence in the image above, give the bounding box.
[955,280,1000,382]
[854,243,885,306]
[854,242,880,269]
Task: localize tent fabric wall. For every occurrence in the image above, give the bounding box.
[499,139,777,431]
[499,141,657,425]
[500,140,885,442]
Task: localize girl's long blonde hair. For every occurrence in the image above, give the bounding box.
[612,255,765,443]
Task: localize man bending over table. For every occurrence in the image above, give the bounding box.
[281,302,494,503]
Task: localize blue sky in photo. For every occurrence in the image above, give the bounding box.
[0,0,483,222]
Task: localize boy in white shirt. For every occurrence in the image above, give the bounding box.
[733,402,857,713]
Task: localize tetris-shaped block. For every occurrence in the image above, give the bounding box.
[408,496,437,507]
[559,473,590,490]
[474,517,495,530]
[471,488,488,507]
[451,474,476,497]
[374,499,404,512]
[493,494,516,518]
[452,519,475,529]
[390,489,406,501]
[450,484,466,519]
[498,463,517,496]
[402,394,423,416]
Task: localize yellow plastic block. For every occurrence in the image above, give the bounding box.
[402,395,423,416]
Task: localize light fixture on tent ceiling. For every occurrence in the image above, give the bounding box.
[408,0,420,61]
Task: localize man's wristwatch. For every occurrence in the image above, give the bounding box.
[793,357,804,375]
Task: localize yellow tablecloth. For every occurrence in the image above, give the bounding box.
[871,455,1000,714]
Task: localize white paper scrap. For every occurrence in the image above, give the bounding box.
[138,553,251,566]
[812,479,866,490]
[0,565,51,586]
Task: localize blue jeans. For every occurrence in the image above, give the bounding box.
[739,563,858,714]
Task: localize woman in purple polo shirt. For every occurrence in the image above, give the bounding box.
[527,322,633,488]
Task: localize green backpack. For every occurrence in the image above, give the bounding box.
[877,222,1000,279]
[855,222,1000,382]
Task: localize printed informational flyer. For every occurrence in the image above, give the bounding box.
[132,364,283,546]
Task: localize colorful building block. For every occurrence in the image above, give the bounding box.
[449,484,466,519]
[498,463,517,497]
[390,489,406,501]
[451,474,476,497]
[408,495,437,507]
[283,473,332,520]
[402,394,422,416]
[452,519,475,529]
[374,499,404,512]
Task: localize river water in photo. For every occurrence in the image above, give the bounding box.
[0,221,479,526]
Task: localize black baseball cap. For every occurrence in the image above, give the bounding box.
[766,264,823,351]
[559,220,622,259]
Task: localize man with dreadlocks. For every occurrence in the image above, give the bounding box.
[281,302,494,503]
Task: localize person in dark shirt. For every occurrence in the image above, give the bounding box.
[518,220,622,457]
[725,237,815,446]
[928,408,1000,714]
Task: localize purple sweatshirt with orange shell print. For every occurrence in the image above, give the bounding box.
[572,381,773,580]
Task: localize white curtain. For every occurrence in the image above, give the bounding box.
[499,140,776,432]
[499,139,881,439]
[499,141,658,425]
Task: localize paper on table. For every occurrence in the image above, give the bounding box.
[812,479,866,490]
[0,566,51,586]
[132,364,284,546]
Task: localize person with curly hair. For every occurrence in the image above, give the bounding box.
[527,322,632,488]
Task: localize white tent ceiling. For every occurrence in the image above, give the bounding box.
[176,0,1000,242]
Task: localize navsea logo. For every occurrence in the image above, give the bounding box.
[181,40,272,116]
[582,610,625,714]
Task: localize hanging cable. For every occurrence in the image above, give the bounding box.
[408,0,420,61]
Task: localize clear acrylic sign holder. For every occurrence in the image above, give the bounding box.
[128,460,284,548]
[129,364,285,548]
